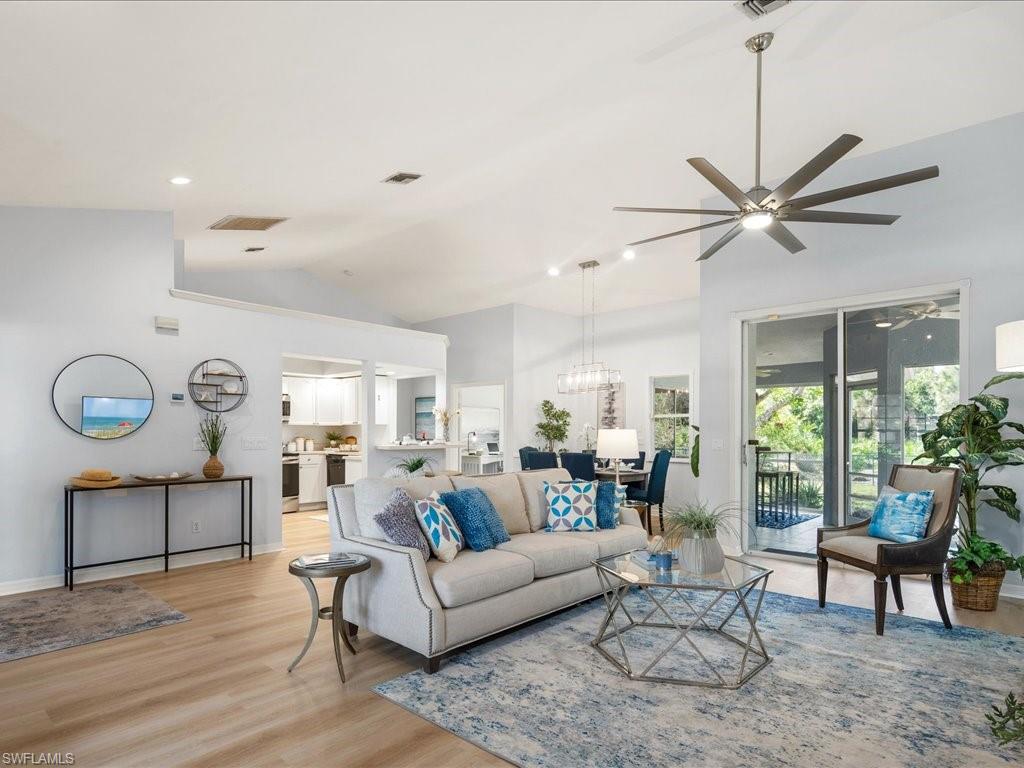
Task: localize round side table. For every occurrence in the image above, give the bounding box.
[288,553,370,682]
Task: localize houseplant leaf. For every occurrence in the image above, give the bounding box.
[983,497,1022,522]
[984,372,1024,389]
[971,394,1009,421]
[936,404,971,437]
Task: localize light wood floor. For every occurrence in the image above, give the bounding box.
[1,512,1021,767]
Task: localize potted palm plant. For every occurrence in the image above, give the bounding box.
[662,501,744,575]
[916,373,1024,610]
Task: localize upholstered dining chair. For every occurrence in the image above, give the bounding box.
[525,451,558,470]
[817,463,962,636]
[518,446,539,470]
[560,452,596,481]
[624,451,646,470]
[626,449,671,532]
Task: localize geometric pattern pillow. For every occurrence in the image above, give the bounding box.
[415,491,464,563]
[867,488,934,544]
[544,480,597,532]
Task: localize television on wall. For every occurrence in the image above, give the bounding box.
[81,396,153,439]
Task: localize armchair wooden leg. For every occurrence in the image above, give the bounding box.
[817,556,828,608]
[890,574,904,611]
[873,577,887,636]
[931,573,953,629]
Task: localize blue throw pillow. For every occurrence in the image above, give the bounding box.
[867,489,934,543]
[440,487,510,551]
[595,481,625,529]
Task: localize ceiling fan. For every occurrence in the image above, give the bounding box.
[615,32,940,262]
[863,301,960,331]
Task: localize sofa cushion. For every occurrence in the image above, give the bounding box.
[354,475,454,541]
[497,532,600,578]
[517,468,572,531]
[819,534,889,564]
[426,549,534,608]
[554,525,648,558]
[452,473,531,534]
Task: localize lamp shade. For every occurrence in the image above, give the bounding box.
[996,320,1024,372]
[596,428,638,459]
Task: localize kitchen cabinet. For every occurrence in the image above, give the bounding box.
[298,454,327,504]
[340,378,360,424]
[286,377,316,425]
[344,457,364,484]
[284,376,360,425]
[315,378,344,425]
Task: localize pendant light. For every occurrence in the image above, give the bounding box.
[557,260,621,394]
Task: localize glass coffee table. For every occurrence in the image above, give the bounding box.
[592,550,772,688]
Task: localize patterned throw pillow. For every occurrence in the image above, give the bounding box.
[415,491,464,562]
[595,481,626,529]
[439,487,511,552]
[544,480,597,532]
[374,488,431,561]
[867,488,934,543]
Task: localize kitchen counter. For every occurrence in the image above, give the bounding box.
[283,449,360,456]
[375,444,453,451]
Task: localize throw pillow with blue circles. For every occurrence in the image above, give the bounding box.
[867,487,934,543]
[415,491,464,562]
[544,480,597,532]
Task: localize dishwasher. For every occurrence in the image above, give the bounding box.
[326,454,346,487]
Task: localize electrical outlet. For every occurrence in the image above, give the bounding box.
[191,520,201,534]
[193,437,204,451]
[711,439,724,451]
[242,436,268,451]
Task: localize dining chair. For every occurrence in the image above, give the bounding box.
[626,449,671,531]
[560,452,595,481]
[624,451,646,470]
[817,463,962,636]
[525,451,558,470]
[518,446,539,470]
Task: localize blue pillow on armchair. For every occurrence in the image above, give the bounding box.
[439,487,510,551]
[867,487,934,544]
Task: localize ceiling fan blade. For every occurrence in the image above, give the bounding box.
[781,210,900,225]
[764,221,806,254]
[891,318,914,331]
[686,158,757,210]
[785,166,939,210]
[696,222,744,262]
[613,206,738,216]
[628,217,735,247]
[764,134,863,208]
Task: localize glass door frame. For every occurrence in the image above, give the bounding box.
[733,280,969,560]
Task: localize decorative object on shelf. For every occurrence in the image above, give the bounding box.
[188,358,248,413]
[52,354,154,440]
[344,435,358,446]
[131,471,193,482]
[614,32,939,262]
[415,396,437,440]
[916,372,1024,611]
[662,502,745,575]
[325,431,343,448]
[69,468,122,489]
[596,428,638,484]
[557,260,621,394]
[431,406,460,443]
[535,399,571,452]
[987,691,1024,746]
[198,413,228,479]
[598,384,624,429]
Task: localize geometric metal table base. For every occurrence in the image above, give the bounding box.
[288,575,357,682]
[592,565,772,688]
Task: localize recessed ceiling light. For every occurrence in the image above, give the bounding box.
[926,334,933,340]
[875,321,893,328]
[547,267,560,277]
[169,176,192,185]
[622,249,636,261]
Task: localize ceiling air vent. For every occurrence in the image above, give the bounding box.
[208,215,288,231]
[734,0,790,20]
[243,246,266,253]
[381,171,422,185]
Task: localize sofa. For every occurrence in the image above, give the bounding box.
[327,468,649,671]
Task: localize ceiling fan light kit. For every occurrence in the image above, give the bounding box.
[616,32,940,261]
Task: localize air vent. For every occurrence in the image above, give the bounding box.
[208,216,288,231]
[243,246,265,253]
[381,172,422,185]
[734,0,790,20]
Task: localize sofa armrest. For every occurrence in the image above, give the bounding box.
[817,518,870,545]
[619,505,643,530]
[337,535,445,657]
[878,529,952,569]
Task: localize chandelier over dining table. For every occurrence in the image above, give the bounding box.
[557,260,622,394]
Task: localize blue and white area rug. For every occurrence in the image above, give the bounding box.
[375,590,1023,767]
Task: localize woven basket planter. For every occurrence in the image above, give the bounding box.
[948,560,1006,611]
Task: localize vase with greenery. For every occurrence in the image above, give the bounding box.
[987,691,1024,746]
[662,501,743,574]
[325,430,343,448]
[198,414,227,479]
[915,373,1024,610]
[536,399,571,452]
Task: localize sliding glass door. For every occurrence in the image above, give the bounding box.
[743,292,960,557]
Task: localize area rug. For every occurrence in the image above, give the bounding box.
[0,581,187,662]
[755,511,818,529]
[375,589,1023,767]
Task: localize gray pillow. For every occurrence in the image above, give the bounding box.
[373,488,431,561]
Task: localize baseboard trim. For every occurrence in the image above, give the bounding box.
[0,543,284,596]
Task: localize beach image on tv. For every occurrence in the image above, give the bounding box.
[81,396,153,439]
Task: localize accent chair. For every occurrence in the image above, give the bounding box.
[560,452,596,481]
[625,449,671,532]
[518,446,540,470]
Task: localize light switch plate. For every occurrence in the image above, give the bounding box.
[711,439,724,451]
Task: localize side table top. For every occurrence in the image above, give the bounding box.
[289,553,370,579]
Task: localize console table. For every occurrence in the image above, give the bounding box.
[63,474,253,590]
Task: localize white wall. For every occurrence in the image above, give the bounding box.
[0,206,446,592]
[698,112,1024,590]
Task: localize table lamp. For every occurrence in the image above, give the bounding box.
[996,320,1024,372]
[597,428,639,484]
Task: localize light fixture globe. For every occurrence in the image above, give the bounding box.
[741,211,773,230]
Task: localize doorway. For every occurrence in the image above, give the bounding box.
[453,383,506,475]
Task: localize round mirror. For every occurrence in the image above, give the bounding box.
[52,354,154,440]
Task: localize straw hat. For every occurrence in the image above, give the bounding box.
[70,468,121,489]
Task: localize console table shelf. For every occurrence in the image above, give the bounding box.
[63,474,253,590]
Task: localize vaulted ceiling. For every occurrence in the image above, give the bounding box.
[1,1,1022,322]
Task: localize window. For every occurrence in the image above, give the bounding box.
[651,375,690,457]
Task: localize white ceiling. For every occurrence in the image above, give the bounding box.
[2,1,1023,323]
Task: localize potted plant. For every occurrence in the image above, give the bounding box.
[198,414,227,479]
[325,430,343,448]
[536,399,571,452]
[662,501,743,575]
[916,373,1024,610]
[987,691,1024,745]
[390,455,433,479]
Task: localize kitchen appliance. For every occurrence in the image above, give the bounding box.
[282,393,291,422]
[282,455,299,513]
[327,454,345,487]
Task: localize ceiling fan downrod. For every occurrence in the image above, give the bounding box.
[746,32,773,193]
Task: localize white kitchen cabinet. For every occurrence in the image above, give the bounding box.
[286,377,316,425]
[344,457,364,483]
[315,378,344,425]
[340,378,360,424]
[298,454,327,504]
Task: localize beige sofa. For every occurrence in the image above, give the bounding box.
[327,468,648,671]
